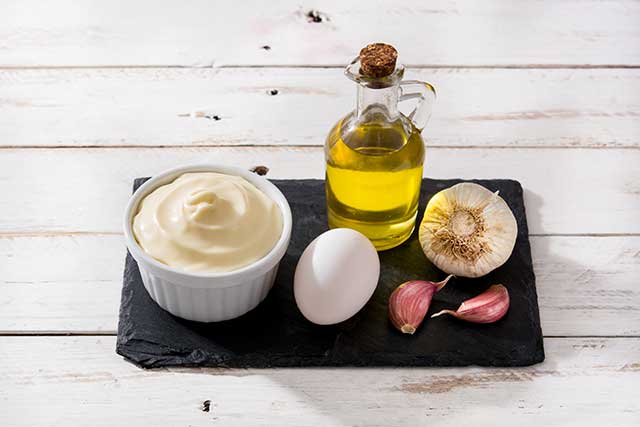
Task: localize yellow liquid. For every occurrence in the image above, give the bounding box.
[325,114,425,250]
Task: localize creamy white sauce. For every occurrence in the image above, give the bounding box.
[133,172,282,273]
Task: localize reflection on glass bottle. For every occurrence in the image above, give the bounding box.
[325,44,436,251]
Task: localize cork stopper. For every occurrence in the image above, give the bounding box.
[359,43,398,78]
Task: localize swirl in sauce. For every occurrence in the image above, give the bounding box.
[133,172,283,273]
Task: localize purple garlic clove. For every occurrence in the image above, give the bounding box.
[388,275,453,334]
[431,284,510,323]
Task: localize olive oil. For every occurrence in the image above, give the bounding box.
[325,43,435,251]
[325,113,425,250]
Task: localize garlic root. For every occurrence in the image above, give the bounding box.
[418,183,518,278]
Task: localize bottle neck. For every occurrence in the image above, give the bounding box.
[356,83,400,120]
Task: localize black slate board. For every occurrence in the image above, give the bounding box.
[117,178,544,368]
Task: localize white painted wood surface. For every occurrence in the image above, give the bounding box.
[0,147,638,234]
[2,0,640,67]
[2,235,638,336]
[2,68,639,148]
[1,337,639,426]
[2,0,639,425]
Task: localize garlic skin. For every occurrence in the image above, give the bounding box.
[431,284,510,323]
[418,183,517,278]
[388,275,453,334]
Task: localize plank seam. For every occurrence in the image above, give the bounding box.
[1,64,640,70]
[1,145,639,151]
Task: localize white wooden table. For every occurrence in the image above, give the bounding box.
[1,1,639,425]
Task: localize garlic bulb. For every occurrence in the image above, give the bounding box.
[418,183,517,278]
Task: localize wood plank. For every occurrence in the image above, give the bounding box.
[1,235,638,336]
[1,336,638,426]
[533,236,640,337]
[0,147,638,234]
[2,0,639,67]
[0,234,123,334]
[2,68,639,148]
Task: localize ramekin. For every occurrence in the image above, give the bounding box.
[123,164,292,322]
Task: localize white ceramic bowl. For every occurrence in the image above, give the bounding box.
[123,164,292,322]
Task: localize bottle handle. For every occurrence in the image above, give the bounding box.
[399,80,436,131]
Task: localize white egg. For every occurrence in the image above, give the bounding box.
[293,228,380,325]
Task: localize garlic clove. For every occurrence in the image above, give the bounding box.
[418,183,518,278]
[388,275,453,334]
[431,284,510,323]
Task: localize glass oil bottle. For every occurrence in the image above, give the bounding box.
[325,43,436,250]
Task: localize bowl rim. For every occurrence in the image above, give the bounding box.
[123,164,292,285]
